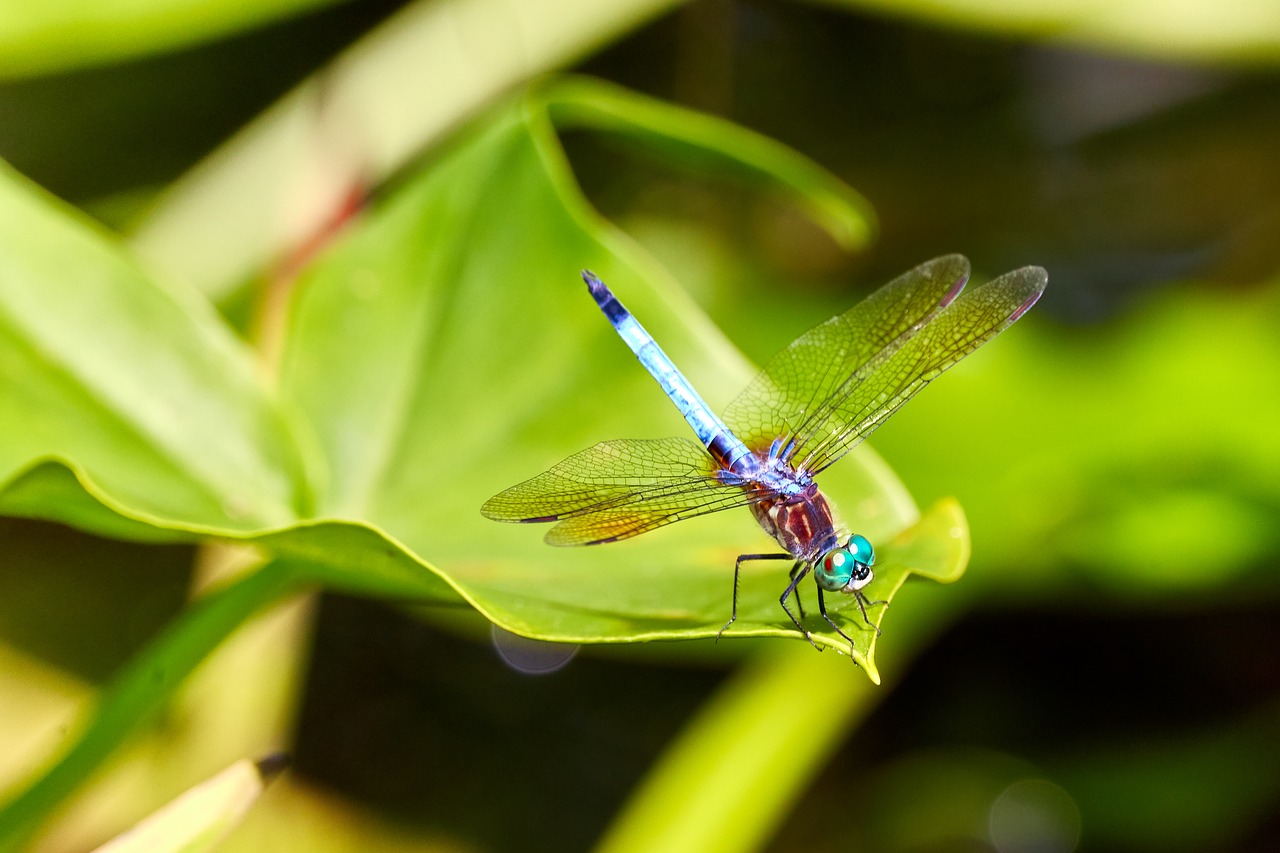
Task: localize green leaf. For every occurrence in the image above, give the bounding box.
[0,0,348,80]
[275,80,951,675]
[0,161,309,535]
[1,78,957,675]
[544,76,877,251]
[0,78,958,669]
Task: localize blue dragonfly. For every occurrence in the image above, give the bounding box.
[483,255,1047,653]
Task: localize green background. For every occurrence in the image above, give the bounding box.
[1,1,1278,851]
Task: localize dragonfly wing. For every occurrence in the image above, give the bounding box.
[723,254,971,457]
[790,264,1048,474]
[481,437,752,546]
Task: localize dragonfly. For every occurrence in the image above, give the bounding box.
[483,255,1047,654]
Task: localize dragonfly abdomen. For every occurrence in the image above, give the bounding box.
[583,271,754,472]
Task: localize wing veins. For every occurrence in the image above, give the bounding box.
[798,265,1047,473]
[726,255,970,463]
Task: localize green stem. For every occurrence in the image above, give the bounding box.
[0,561,304,852]
[595,583,964,853]
[128,0,686,302]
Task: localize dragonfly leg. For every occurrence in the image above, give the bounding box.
[853,591,887,636]
[788,561,808,621]
[780,563,821,651]
[718,553,792,642]
[815,587,859,656]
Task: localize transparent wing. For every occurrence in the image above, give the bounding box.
[481,438,754,546]
[724,254,971,459]
[752,264,1048,475]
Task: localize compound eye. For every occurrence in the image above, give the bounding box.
[817,548,854,591]
[849,534,875,567]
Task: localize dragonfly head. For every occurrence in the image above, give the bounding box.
[815,534,875,593]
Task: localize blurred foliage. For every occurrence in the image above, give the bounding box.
[1,1,1279,852]
[0,0,352,80]
[816,0,1280,65]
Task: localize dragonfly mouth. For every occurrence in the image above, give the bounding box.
[842,566,873,593]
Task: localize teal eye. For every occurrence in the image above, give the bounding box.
[850,534,875,567]
[817,548,854,591]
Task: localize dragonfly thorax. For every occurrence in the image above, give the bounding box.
[748,483,843,562]
[746,451,814,497]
